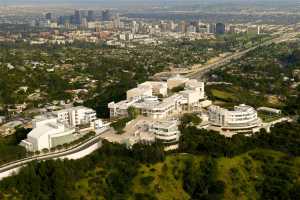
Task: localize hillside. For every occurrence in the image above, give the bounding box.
[1,122,300,200]
[71,149,300,200]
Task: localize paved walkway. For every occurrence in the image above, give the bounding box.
[99,116,154,144]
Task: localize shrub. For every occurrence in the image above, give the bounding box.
[140,176,155,186]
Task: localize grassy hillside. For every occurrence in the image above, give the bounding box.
[71,149,300,200]
[129,154,199,200]
[216,149,282,200]
[2,122,300,200]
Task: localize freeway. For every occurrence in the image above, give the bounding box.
[187,32,299,80]
[0,128,111,175]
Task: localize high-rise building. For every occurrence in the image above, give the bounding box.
[102,10,113,21]
[216,23,226,34]
[81,10,88,18]
[209,23,216,34]
[58,16,64,25]
[187,25,196,33]
[74,10,81,25]
[87,10,95,22]
[113,13,121,29]
[178,21,186,33]
[167,20,176,31]
[81,18,88,28]
[160,21,168,32]
[64,21,71,29]
[138,21,146,33]
[197,23,209,33]
[190,21,198,27]
[58,16,71,25]
[131,21,138,33]
[45,13,52,21]
[38,18,50,27]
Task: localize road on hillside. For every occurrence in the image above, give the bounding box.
[0,129,111,174]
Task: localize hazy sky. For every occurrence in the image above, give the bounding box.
[1,0,298,8]
[2,0,293,3]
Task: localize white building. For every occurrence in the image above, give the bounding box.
[180,90,201,107]
[208,104,261,132]
[0,116,6,124]
[257,107,282,115]
[52,106,97,127]
[138,81,168,97]
[109,78,206,119]
[126,81,168,100]
[135,94,184,119]
[109,92,198,120]
[126,86,152,100]
[109,95,179,119]
[167,75,189,89]
[184,79,205,99]
[20,106,100,152]
[20,116,75,152]
[148,120,180,151]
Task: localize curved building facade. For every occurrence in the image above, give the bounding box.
[149,120,180,151]
[208,104,261,131]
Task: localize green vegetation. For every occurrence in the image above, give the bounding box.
[180,122,300,157]
[110,117,131,134]
[206,85,271,109]
[208,41,300,114]
[210,88,236,101]
[0,128,30,165]
[128,107,140,119]
[258,111,282,122]
[131,154,198,200]
[110,107,141,134]
[0,38,232,118]
[0,130,96,164]
[216,149,300,200]
[0,142,165,200]
[183,156,224,200]
[1,122,300,200]
[1,33,298,200]
[180,113,202,129]
[0,33,269,119]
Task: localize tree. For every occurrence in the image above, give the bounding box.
[13,127,31,145]
[180,113,202,130]
[183,157,224,199]
[128,106,140,119]
[42,148,49,154]
[140,176,155,186]
[110,117,131,134]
